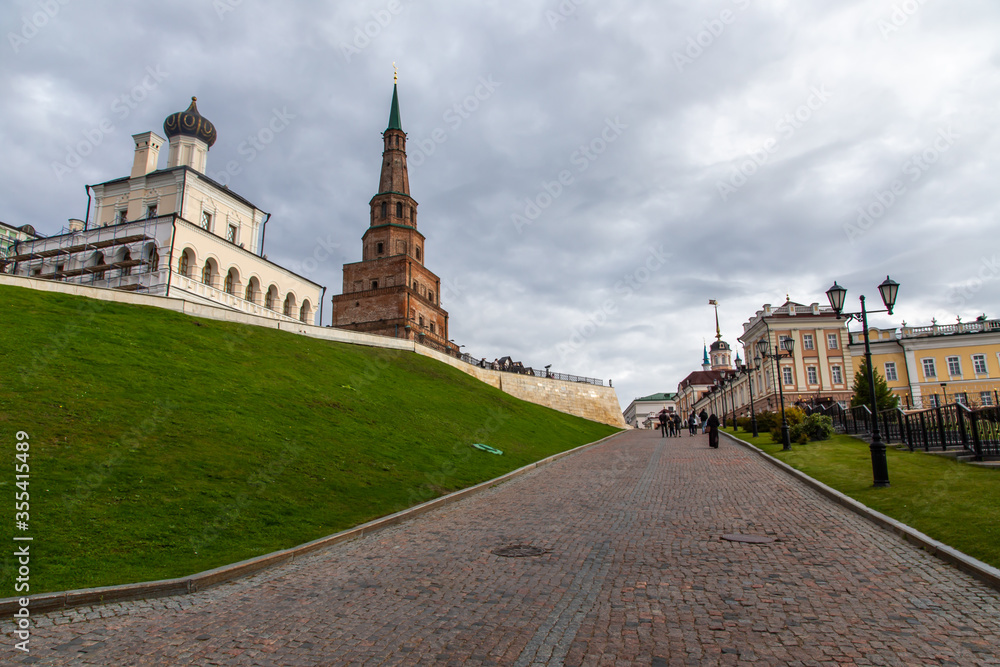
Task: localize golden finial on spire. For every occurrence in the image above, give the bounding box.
[393,62,398,84]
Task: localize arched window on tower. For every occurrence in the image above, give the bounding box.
[415,246,421,261]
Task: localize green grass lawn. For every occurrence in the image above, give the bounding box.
[722,427,1000,569]
[0,284,618,595]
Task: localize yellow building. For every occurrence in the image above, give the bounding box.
[850,318,1000,408]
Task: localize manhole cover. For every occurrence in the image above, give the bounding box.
[721,534,776,544]
[492,545,550,558]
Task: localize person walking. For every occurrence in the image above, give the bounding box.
[699,409,709,434]
[657,409,668,438]
[672,412,682,437]
[688,412,698,436]
[708,412,720,448]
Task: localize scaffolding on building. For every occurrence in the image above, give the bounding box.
[2,215,166,293]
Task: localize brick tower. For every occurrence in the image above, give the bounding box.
[331,81,457,354]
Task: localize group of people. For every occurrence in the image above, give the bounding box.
[657,408,720,448]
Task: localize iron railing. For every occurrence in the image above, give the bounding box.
[817,401,1000,461]
[457,353,605,386]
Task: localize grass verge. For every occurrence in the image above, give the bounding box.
[722,427,1000,569]
[0,284,618,594]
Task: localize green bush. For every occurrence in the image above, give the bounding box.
[755,410,780,432]
[802,414,835,441]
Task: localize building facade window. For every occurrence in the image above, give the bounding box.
[264,289,275,310]
[806,366,818,384]
[973,354,988,375]
[245,282,255,303]
[121,250,132,276]
[827,333,838,349]
[224,272,234,295]
[148,248,159,273]
[428,290,434,304]
[145,205,157,218]
[201,261,212,285]
[283,295,293,317]
[396,202,403,218]
[376,242,383,254]
[928,394,939,408]
[922,358,936,378]
[371,280,378,290]
[227,224,237,243]
[803,334,814,350]
[178,251,189,277]
[831,365,843,384]
[419,315,424,328]
[115,209,127,225]
[381,202,387,218]
[884,362,898,382]
[947,356,962,377]
[430,322,435,334]
[981,391,994,406]
[955,392,968,406]
[415,246,421,261]
[782,366,793,385]
[201,211,212,231]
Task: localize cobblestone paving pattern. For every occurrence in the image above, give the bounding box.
[4,429,1000,665]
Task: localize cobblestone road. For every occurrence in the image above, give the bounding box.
[5,429,1000,665]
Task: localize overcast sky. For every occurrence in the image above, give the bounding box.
[3,0,999,411]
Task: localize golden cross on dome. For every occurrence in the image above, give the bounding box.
[393,62,398,84]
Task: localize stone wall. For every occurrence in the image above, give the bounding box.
[1,274,626,428]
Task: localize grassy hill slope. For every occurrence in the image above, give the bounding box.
[0,284,618,594]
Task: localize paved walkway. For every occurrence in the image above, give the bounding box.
[5,429,1000,665]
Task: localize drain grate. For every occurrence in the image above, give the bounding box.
[721,534,776,544]
[492,545,551,558]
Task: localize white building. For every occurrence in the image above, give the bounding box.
[3,98,323,324]
[623,392,678,428]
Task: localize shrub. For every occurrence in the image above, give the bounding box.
[801,414,835,441]
[755,410,780,432]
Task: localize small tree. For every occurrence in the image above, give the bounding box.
[851,359,898,410]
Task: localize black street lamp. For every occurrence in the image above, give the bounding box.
[741,356,762,438]
[826,276,900,488]
[756,336,796,450]
[940,382,948,406]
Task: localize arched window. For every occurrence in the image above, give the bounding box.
[224,268,238,295]
[93,252,107,281]
[245,278,259,304]
[265,286,277,310]
[396,202,402,218]
[283,294,295,317]
[299,300,311,323]
[121,249,132,277]
[381,202,387,218]
[415,246,421,261]
[178,250,190,277]
[148,248,159,273]
[201,261,214,286]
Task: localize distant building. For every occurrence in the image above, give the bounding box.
[4,98,322,324]
[849,317,1000,409]
[330,83,457,355]
[623,392,678,428]
[0,221,39,269]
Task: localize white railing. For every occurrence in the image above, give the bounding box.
[174,275,303,324]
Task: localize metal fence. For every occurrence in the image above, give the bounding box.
[816,401,1000,460]
[457,353,605,386]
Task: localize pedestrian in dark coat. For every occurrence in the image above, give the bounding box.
[699,409,709,434]
[657,409,668,438]
[708,413,720,448]
[672,413,682,437]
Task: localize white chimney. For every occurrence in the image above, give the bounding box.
[131,131,165,178]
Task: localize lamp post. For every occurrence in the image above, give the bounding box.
[741,357,761,437]
[756,336,795,450]
[940,382,948,406]
[825,276,900,488]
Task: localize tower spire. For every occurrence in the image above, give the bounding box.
[387,68,402,131]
